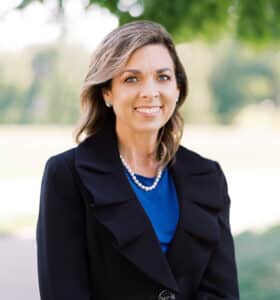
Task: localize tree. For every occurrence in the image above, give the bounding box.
[209,42,277,123]
[15,0,280,46]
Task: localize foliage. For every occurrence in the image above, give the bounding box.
[209,42,279,123]
[235,225,280,300]
[0,42,88,124]
[14,0,280,46]
[0,82,26,123]
[42,45,83,124]
[1,39,279,125]
[0,55,30,123]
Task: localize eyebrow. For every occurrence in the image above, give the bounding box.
[120,68,173,75]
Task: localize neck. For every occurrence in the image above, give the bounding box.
[116,124,160,177]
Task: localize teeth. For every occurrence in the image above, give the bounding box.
[136,107,161,113]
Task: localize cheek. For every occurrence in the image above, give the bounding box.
[162,84,178,100]
[112,98,133,119]
[164,92,178,115]
[111,88,135,105]
[164,92,177,106]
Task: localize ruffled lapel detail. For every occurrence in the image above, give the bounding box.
[75,125,227,292]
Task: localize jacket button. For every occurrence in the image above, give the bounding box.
[158,289,176,300]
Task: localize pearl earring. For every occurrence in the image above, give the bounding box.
[175,96,179,103]
[105,102,112,108]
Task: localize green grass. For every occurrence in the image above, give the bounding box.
[235,225,280,300]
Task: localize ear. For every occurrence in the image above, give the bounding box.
[102,88,113,104]
[176,88,180,100]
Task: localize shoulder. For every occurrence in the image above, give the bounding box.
[40,148,86,212]
[45,148,76,171]
[42,148,78,185]
[175,145,230,210]
[176,145,220,174]
[175,145,227,191]
[41,147,85,201]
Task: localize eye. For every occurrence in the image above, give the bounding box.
[124,76,138,83]
[158,74,171,81]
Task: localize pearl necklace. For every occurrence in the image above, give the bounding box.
[119,155,162,192]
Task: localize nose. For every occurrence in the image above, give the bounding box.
[139,77,159,99]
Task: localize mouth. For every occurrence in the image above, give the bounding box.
[134,106,162,115]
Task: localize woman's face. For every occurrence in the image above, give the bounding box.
[103,44,179,136]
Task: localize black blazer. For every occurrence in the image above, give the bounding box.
[37,124,239,300]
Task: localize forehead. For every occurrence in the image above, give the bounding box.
[124,44,174,70]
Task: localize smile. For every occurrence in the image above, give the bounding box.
[134,106,162,114]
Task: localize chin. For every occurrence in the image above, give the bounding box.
[133,122,164,134]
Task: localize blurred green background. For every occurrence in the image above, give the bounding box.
[0,1,279,299]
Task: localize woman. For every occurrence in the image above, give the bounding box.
[37,21,239,300]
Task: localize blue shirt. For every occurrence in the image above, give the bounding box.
[125,168,179,253]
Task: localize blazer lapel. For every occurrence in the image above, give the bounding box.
[75,124,179,293]
[75,122,228,292]
[166,147,228,282]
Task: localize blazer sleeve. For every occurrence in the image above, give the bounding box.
[37,155,92,300]
[196,162,240,300]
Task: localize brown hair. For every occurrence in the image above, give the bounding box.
[75,20,188,167]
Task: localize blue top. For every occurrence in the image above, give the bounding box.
[125,168,179,253]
